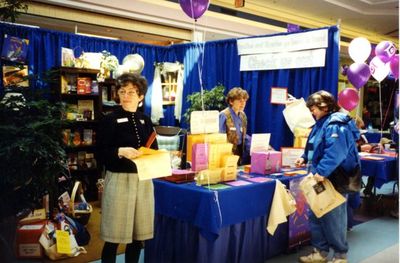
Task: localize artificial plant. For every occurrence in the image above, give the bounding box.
[0,90,68,219]
[0,0,30,22]
[183,84,226,124]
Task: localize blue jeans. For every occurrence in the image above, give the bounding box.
[309,198,348,255]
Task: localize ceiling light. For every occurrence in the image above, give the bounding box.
[76,32,119,40]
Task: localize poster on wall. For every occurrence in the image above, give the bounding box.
[270,87,288,104]
[1,34,29,63]
[288,177,311,249]
[2,65,29,87]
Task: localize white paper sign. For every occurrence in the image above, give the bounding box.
[282,98,315,133]
[190,110,219,134]
[250,133,271,154]
[281,147,305,167]
[237,29,328,55]
[240,49,326,71]
[271,87,288,104]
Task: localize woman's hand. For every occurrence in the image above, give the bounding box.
[313,173,325,182]
[294,157,305,167]
[118,147,142,159]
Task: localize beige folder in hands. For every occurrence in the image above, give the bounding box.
[299,174,346,218]
[131,147,172,181]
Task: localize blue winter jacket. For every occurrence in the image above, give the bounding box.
[301,112,361,178]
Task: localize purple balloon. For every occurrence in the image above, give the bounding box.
[179,0,210,20]
[375,41,397,63]
[338,88,359,111]
[389,54,399,79]
[347,63,371,89]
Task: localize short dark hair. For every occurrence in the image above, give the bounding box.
[226,87,249,104]
[306,90,340,113]
[116,73,148,97]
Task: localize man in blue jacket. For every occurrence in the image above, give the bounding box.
[295,90,360,263]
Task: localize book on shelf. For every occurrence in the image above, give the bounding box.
[77,77,92,94]
[82,129,93,145]
[77,100,94,121]
[61,74,77,94]
[68,153,78,170]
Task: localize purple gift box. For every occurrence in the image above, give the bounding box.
[251,151,282,175]
[191,143,208,172]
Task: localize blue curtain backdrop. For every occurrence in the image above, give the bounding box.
[0,24,339,149]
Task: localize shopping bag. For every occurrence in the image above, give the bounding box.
[299,174,346,218]
[283,98,315,133]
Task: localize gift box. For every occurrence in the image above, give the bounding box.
[186,133,227,162]
[16,220,47,258]
[163,169,196,183]
[251,151,282,175]
[191,143,208,172]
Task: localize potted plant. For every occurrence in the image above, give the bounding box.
[0,90,68,260]
[183,84,226,124]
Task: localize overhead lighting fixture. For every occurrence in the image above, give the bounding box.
[235,0,245,8]
[76,32,120,40]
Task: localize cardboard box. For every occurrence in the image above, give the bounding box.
[251,151,282,175]
[186,133,227,162]
[191,143,208,172]
[221,155,239,181]
[196,168,223,185]
[16,221,46,258]
[19,208,46,224]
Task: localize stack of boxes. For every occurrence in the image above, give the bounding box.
[187,133,239,185]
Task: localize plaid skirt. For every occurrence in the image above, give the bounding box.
[100,171,154,243]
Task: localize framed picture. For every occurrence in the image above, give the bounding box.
[2,65,29,87]
[1,34,29,63]
[270,87,288,104]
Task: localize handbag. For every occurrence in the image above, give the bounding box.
[329,165,361,193]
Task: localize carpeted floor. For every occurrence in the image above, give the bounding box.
[17,180,398,263]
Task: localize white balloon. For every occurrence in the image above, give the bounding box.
[122,54,145,74]
[369,56,390,82]
[348,37,371,63]
[114,64,129,78]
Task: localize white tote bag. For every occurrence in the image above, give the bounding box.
[283,98,315,133]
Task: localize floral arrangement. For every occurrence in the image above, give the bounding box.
[100,50,119,71]
[98,50,119,81]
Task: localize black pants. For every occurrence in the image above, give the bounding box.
[101,241,142,263]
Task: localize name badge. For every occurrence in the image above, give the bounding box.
[229,127,237,131]
[117,118,128,123]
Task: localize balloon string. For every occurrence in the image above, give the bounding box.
[382,84,396,129]
[379,82,383,135]
[191,10,206,112]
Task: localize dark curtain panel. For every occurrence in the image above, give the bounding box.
[0,24,339,149]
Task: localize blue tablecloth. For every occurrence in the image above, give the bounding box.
[360,154,398,188]
[144,173,305,263]
[364,131,391,143]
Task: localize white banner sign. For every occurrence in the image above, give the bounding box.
[240,49,326,71]
[237,29,328,55]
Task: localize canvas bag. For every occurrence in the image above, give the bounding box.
[282,98,316,133]
[299,174,346,218]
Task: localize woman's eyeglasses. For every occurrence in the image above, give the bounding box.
[118,90,138,96]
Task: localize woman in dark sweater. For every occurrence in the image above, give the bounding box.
[97,73,157,263]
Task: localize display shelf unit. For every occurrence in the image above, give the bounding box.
[57,67,102,201]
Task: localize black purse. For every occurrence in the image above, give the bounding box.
[329,165,361,193]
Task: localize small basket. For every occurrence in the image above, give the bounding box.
[69,181,93,225]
